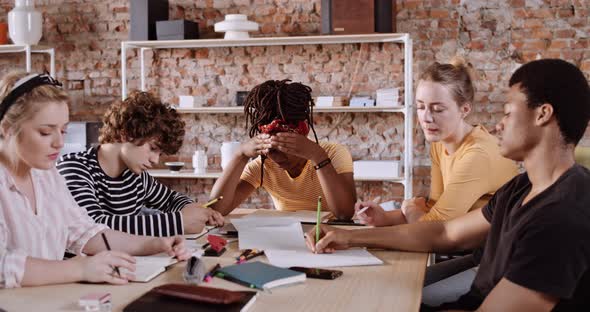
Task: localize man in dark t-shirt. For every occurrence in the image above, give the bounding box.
[303,59,590,311]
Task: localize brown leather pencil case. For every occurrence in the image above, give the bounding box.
[151,283,247,305]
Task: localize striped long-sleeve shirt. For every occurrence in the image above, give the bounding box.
[57,147,192,237]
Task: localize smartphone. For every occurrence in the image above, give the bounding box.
[289,267,343,280]
[326,219,365,226]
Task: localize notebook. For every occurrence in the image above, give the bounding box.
[217,261,306,290]
[120,254,179,282]
[231,217,307,251]
[123,287,257,312]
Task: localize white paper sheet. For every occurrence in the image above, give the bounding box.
[265,249,383,268]
[232,217,307,251]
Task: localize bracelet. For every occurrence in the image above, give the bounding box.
[313,158,331,170]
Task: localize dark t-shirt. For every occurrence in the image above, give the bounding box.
[471,164,590,311]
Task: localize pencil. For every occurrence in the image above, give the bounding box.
[202,196,223,208]
[100,232,121,277]
[316,196,322,244]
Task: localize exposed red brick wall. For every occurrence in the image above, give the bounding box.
[0,0,588,208]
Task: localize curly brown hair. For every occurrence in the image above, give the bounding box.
[99,91,185,154]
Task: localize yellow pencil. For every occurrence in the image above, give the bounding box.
[202,196,223,208]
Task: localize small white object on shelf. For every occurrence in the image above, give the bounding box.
[8,0,42,45]
[349,96,375,107]
[178,95,205,109]
[192,150,207,174]
[353,160,401,180]
[316,96,334,107]
[214,14,259,39]
[376,88,400,107]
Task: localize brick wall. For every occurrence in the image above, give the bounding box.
[0,0,588,208]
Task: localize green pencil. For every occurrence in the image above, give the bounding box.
[316,196,322,244]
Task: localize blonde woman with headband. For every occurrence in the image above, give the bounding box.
[0,72,189,288]
[356,57,518,226]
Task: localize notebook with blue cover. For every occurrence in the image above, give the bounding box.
[217,261,306,290]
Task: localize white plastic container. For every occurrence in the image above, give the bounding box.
[220,141,241,170]
[192,150,207,173]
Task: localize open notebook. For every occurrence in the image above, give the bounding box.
[121,253,179,282]
[232,217,384,268]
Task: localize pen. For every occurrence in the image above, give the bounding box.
[235,249,253,262]
[100,232,121,277]
[243,250,264,261]
[202,196,223,208]
[354,205,370,217]
[215,272,259,289]
[316,196,322,244]
[201,242,210,250]
[204,263,221,282]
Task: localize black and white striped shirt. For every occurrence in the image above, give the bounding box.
[57,147,192,236]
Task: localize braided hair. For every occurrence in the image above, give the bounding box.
[243,79,319,187]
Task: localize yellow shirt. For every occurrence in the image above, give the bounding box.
[420,125,518,222]
[240,142,353,212]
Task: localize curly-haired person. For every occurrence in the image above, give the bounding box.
[210,80,356,219]
[57,91,224,236]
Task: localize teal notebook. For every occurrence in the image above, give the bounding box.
[217,261,306,290]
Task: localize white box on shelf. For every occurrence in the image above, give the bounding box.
[376,88,401,107]
[316,96,334,107]
[353,160,401,179]
[349,96,375,107]
[179,96,206,108]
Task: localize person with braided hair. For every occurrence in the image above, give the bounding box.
[210,80,356,219]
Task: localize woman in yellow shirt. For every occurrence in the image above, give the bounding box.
[357,58,518,226]
[210,80,356,219]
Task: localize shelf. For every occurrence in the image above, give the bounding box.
[0,44,55,77]
[148,169,222,179]
[175,106,406,114]
[122,32,414,198]
[354,175,405,183]
[123,33,408,50]
[148,169,404,183]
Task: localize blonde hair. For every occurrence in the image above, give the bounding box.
[0,71,69,168]
[419,56,476,106]
[0,71,69,138]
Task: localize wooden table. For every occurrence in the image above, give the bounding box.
[0,211,428,312]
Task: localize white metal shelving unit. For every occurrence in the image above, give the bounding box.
[175,106,405,114]
[121,33,414,198]
[0,44,55,77]
[147,169,405,183]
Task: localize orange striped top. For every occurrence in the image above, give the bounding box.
[241,142,353,212]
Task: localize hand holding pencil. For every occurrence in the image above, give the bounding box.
[353,201,388,227]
